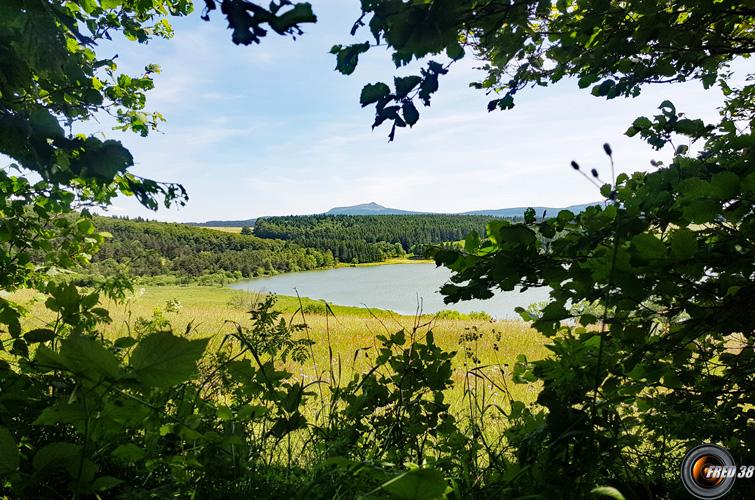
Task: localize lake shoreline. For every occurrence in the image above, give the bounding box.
[334,256,435,268]
[229,262,550,320]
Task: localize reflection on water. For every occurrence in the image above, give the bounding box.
[229,263,550,319]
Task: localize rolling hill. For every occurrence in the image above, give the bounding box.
[186,218,257,227]
[188,201,602,226]
[322,201,601,217]
[463,202,600,218]
[325,202,423,215]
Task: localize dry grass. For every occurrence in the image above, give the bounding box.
[11,285,549,407]
[204,226,244,233]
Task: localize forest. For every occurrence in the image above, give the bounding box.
[1,1,753,499]
[253,214,499,263]
[89,216,335,280]
[86,214,480,281]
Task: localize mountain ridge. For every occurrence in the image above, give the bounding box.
[188,201,602,226]
[325,202,425,216]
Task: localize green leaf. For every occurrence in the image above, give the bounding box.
[80,0,98,14]
[332,42,370,75]
[91,476,124,491]
[464,230,480,253]
[497,225,536,246]
[34,345,68,371]
[129,333,209,387]
[76,218,95,235]
[524,207,537,224]
[114,336,138,349]
[630,234,665,260]
[681,198,719,223]
[658,100,676,116]
[592,79,615,97]
[360,82,390,106]
[10,339,28,357]
[501,94,515,109]
[268,3,317,35]
[394,75,422,99]
[34,402,87,427]
[70,139,133,183]
[0,427,19,475]
[402,100,419,126]
[632,116,652,129]
[446,42,464,60]
[710,171,739,199]
[33,442,81,471]
[591,486,625,499]
[217,405,234,421]
[100,0,122,9]
[24,328,55,343]
[380,468,447,500]
[669,229,697,259]
[29,110,64,139]
[111,444,145,463]
[59,335,122,381]
[0,300,22,338]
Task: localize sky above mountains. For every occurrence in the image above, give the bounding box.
[85,1,735,222]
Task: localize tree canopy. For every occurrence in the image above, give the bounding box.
[0,0,318,337]
[254,214,501,262]
[331,0,754,140]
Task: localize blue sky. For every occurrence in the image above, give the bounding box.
[94,0,731,222]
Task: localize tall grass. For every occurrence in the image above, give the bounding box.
[11,285,548,409]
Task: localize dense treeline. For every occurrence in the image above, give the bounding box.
[254,214,503,263]
[91,217,335,279]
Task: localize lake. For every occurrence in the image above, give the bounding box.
[229,263,551,319]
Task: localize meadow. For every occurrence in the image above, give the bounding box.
[10,284,548,408]
[205,226,244,233]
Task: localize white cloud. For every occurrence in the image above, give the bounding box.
[89,5,736,223]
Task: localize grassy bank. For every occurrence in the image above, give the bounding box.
[11,285,548,406]
[334,255,434,267]
[205,226,244,233]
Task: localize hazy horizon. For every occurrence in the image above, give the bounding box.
[165,200,602,224]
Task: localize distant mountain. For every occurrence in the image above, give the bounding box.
[462,202,601,218]
[187,201,602,226]
[325,202,423,216]
[186,218,256,227]
[324,201,601,217]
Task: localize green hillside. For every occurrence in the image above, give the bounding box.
[91,216,334,279]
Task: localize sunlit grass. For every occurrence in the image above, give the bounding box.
[12,285,549,408]
[335,256,434,267]
[204,226,244,233]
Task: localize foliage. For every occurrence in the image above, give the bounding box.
[0,290,463,498]
[430,52,755,500]
[1,0,322,416]
[199,0,316,46]
[332,0,755,138]
[254,214,502,263]
[89,216,335,279]
[1,0,315,200]
[0,0,192,209]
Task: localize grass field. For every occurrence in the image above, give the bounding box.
[11,285,548,406]
[335,256,434,267]
[204,226,244,233]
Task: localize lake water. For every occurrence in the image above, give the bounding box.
[229,263,551,319]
